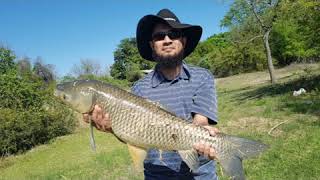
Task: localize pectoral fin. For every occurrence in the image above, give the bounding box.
[178,149,199,172]
[127,144,147,172]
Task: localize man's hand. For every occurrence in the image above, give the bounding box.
[193,126,219,160]
[83,105,112,133]
[192,114,219,160]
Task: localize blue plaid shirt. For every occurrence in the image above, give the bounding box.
[132,63,218,179]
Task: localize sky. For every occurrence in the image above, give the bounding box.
[0,0,232,77]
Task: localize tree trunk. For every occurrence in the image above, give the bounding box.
[263,29,276,84]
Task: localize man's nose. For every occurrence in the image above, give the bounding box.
[163,35,173,42]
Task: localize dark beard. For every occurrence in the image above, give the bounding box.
[152,49,184,69]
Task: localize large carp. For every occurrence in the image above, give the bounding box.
[54,80,267,180]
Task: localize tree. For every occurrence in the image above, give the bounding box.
[271,0,320,65]
[221,0,282,84]
[0,47,16,74]
[186,33,229,74]
[186,32,267,77]
[17,57,32,76]
[248,0,281,84]
[110,38,154,82]
[33,57,55,83]
[71,58,102,78]
[59,74,77,83]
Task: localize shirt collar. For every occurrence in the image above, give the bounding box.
[151,62,191,88]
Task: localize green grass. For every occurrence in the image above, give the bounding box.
[216,63,320,180]
[0,130,143,180]
[0,63,319,180]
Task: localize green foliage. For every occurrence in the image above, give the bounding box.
[0,106,75,156]
[110,38,154,82]
[0,47,16,74]
[97,76,130,90]
[0,75,45,109]
[212,43,267,77]
[110,58,126,80]
[125,62,143,82]
[271,0,320,65]
[220,0,320,70]
[60,74,77,83]
[186,32,267,77]
[0,73,76,155]
[220,0,252,27]
[186,33,228,66]
[0,47,76,156]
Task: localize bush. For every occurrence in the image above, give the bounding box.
[0,74,45,109]
[98,76,130,89]
[0,73,76,156]
[0,107,75,156]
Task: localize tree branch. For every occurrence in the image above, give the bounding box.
[268,120,289,136]
[232,34,263,44]
[246,0,267,29]
[270,0,282,25]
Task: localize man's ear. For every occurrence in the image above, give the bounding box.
[149,41,154,50]
[182,37,187,48]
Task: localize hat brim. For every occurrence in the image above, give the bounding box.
[136,15,202,61]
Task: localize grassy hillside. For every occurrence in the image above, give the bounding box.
[0,130,142,180]
[0,63,319,180]
[216,63,320,180]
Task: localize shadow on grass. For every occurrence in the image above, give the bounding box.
[237,74,320,99]
[235,74,320,116]
[282,93,320,118]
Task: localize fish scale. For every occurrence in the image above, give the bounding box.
[55,80,268,180]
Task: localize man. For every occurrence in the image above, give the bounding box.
[84,9,219,180]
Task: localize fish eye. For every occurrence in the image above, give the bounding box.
[63,94,67,100]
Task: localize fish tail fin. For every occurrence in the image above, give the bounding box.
[218,135,268,180]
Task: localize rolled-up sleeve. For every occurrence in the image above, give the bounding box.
[191,71,218,124]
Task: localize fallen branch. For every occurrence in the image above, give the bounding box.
[268,120,289,136]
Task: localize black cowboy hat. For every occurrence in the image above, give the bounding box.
[136,9,202,61]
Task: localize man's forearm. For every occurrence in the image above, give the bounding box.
[192,113,209,126]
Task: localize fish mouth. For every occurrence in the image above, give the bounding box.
[53,89,72,108]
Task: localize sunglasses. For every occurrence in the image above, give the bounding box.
[151,30,183,41]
